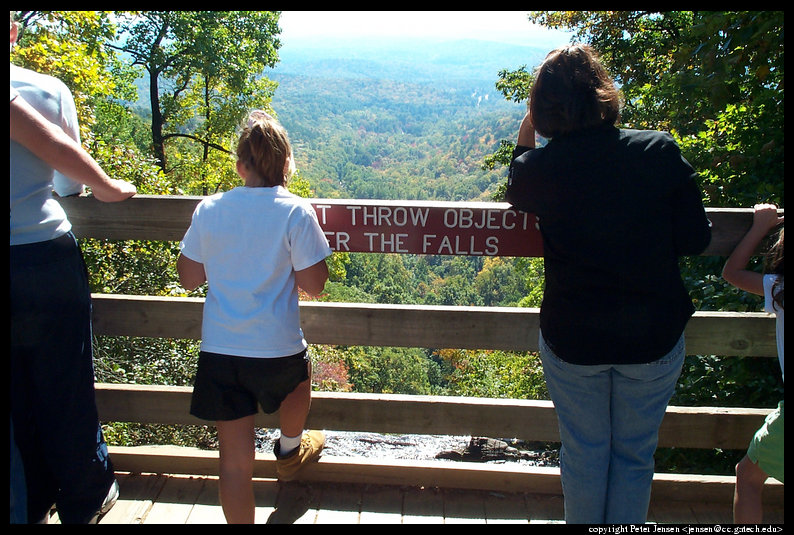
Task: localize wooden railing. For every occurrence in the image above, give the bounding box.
[60,195,783,505]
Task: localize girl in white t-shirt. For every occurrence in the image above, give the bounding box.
[722,203,784,524]
[178,111,331,524]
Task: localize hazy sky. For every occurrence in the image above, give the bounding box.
[278,11,573,48]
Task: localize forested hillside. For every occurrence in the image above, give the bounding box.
[269,72,522,201]
[257,37,543,202]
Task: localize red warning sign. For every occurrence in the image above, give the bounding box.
[311,199,543,257]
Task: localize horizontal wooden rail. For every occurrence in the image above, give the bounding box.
[57,194,784,502]
[59,194,781,257]
[107,445,568,496]
[95,384,771,451]
[91,294,777,357]
[104,445,784,505]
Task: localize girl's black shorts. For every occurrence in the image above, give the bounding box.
[190,349,309,421]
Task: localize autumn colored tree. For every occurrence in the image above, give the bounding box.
[12,10,134,141]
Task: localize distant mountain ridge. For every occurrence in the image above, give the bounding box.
[271,36,548,83]
[131,37,544,111]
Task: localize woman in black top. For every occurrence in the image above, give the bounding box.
[506,44,711,524]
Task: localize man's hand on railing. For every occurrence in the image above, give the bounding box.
[89,179,137,203]
[11,94,137,203]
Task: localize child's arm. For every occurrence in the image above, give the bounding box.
[722,204,783,296]
[177,254,207,291]
[295,259,329,297]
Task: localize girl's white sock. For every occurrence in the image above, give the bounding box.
[279,432,302,456]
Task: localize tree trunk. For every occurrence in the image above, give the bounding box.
[149,67,166,172]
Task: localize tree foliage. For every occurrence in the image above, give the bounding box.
[271,74,520,202]
[12,11,135,141]
[519,11,784,208]
[437,348,548,400]
[492,11,785,309]
[111,11,282,179]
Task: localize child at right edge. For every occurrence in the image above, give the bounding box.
[722,203,784,524]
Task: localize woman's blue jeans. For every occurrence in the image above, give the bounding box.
[10,232,115,523]
[539,330,685,524]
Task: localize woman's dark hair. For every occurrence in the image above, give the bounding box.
[529,44,622,139]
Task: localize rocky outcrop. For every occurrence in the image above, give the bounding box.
[436,436,558,466]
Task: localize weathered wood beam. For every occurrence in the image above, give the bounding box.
[59,195,781,257]
[106,445,784,505]
[90,294,778,357]
[94,383,772,450]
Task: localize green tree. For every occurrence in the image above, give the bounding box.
[437,348,548,400]
[111,11,282,175]
[520,11,784,208]
[473,257,526,306]
[343,346,440,395]
[12,10,136,142]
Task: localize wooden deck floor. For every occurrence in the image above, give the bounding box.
[44,471,784,525]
